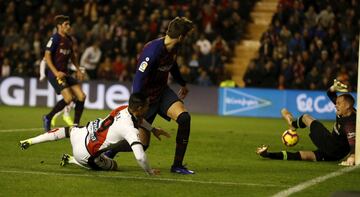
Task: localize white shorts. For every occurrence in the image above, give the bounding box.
[70,127,116,170]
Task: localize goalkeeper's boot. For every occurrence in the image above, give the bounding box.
[43,115,51,132]
[281,108,296,130]
[170,165,195,175]
[60,154,73,166]
[19,139,32,150]
[256,145,269,157]
[62,115,74,126]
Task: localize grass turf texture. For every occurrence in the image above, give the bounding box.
[0,105,359,196]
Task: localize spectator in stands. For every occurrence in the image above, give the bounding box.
[244,59,260,87]
[80,40,102,79]
[97,56,114,81]
[1,58,11,77]
[1,1,257,86]
[113,55,128,82]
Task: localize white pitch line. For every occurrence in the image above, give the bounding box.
[0,169,288,188]
[272,165,360,197]
[0,128,43,133]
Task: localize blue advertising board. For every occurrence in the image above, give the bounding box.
[218,88,356,120]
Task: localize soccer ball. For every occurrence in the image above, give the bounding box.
[282,129,299,147]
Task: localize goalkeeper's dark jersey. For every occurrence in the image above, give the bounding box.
[327,90,356,154]
[132,37,186,103]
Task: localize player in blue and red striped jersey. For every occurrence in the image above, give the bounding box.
[43,15,86,132]
[257,79,356,166]
[105,17,195,174]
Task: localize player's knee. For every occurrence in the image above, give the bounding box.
[64,97,73,104]
[78,93,86,102]
[176,112,191,126]
[176,112,191,143]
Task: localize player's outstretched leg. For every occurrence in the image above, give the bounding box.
[256,145,302,160]
[256,145,269,157]
[19,139,32,150]
[19,127,70,150]
[281,108,296,130]
[281,108,308,131]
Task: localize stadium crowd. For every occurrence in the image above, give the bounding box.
[244,0,360,91]
[0,0,257,86]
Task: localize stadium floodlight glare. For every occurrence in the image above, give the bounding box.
[356,33,360,165]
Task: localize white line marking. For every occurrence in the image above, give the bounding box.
[0,128,42,133]
[272,165,360,197]
[0,169,288,188]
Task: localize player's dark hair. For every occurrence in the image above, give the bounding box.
[128,93,148,110]
[54,15,70,27]
[166,17,194,39]
[339,93,355,107]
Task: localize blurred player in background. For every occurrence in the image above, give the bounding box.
[42,15,86,132]
[257,79,356,166]
[20,93,169,175]
[105,17,195,174]
[39,59,74,127]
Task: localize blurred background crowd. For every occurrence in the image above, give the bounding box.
[0,0,256,86]
[244,0,360,91]
[1,0,359,91]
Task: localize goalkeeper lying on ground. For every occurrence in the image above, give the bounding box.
[257,79,356,166]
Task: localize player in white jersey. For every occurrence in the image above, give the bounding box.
[20,93,170,175]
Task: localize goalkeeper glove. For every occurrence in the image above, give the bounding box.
[330,79,348,92]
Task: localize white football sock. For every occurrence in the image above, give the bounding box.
[30,127,67,144]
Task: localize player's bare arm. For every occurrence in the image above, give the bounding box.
[139,119,171,141]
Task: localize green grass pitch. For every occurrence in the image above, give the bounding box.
[0,105,359,196]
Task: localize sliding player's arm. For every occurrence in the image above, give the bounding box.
[125,129,160,175]
[139,119,171,141]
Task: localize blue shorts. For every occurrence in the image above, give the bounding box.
[145,87,182,123]
[48,75,79,95]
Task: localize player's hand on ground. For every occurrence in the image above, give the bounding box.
[178,86,189,99]
[330,79,348,92]
[152,128,171,141]
[149,168,160,175]
[339,154,355,166]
